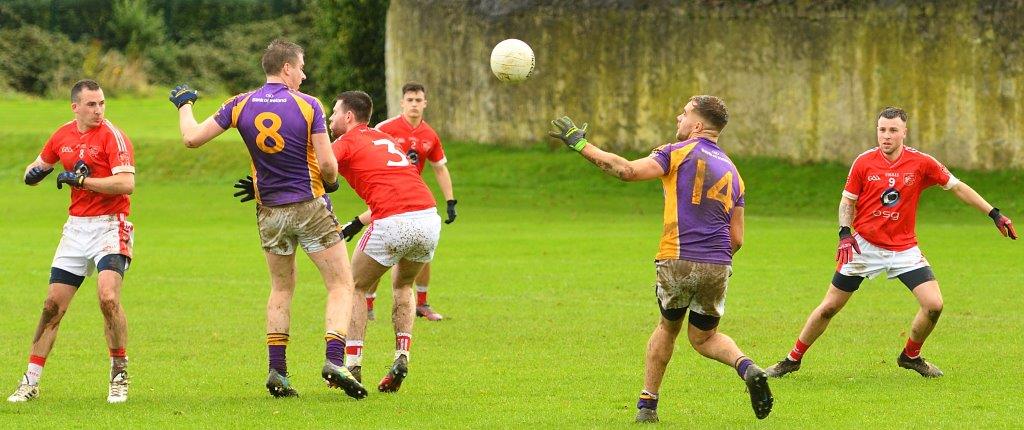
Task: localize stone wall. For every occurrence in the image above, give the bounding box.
[386,0,1024,170]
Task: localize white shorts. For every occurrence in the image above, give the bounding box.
[838,235,928,279]
[52,214,134,277]
[357,208,441,267]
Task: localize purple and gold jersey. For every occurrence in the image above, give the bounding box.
[650,137,745,265]
[214,83,328,206]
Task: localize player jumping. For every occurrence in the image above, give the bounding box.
[170,39,366,399]
[341,82,456,322]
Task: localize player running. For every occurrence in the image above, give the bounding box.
[765,107,1017,379]
[548,95,773,423]
[170,39,366,399]
[340,82,456,322]
[329,91,442,392]
[10,79,136,404]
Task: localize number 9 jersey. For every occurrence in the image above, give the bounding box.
[333,124,436,221]
[650,137,745,265]
[214,83,330,206]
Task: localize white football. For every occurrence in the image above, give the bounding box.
[490,39,535,83]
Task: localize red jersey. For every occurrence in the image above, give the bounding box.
[374,115,446,174]
[40,120,135,216]
[842,147,958,251]
[333,124,435,220]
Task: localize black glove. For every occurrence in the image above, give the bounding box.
[548,116,589,152]
[233,175,255,202]
[445,199,458,224]
[323,179,340,193]
[169,84,199,109]
[341,216,364,242]
[24,166,54,185]
[56,160,90,189]
[989,208,1017,240]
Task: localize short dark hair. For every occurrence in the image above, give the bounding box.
[261,39,304,75]
[337,91,373,123]
[877,106,908,123]
[689,95,729,131]
[401,82,426,96]
[71,79,101,103]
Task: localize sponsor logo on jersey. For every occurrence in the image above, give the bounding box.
[872,209,901,220]
[867,175,881,181]
[881,187,901,207]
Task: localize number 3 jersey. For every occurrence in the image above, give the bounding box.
[650,137,745,265]
[332,124,436,221]
[214,83,329,206]
[842,147,959,251]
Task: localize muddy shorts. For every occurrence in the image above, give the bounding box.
[257,196,342,255]
[654,259,731,317]
[356,208,441,267]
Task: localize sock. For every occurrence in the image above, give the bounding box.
[416,285,428,306]
[395,332,412,359]
[903,338,924,359]
[366,293,376,312]
[637,390,659,410]
[109,348,128,377]
[325,331,346,367]
[787,339,810,362]
[735,356,754,379]
[25,355,45,386]
[267,332,289,375]
[345,340,364,367]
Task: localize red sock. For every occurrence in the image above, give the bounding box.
[787,339,810,362]
[366,295,375,312]
[110,348,126,358]
[395,332,412,354]
[29,355,46,366]
[903,338,923,359]
[416,288,428,306]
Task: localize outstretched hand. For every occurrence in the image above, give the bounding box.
[989,208,1017,240]
[548,116,589,152]
[169,84,199,109]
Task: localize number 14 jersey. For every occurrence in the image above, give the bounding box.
[214,82,329,206]
[650,137,745,265]
[333,124,436,221]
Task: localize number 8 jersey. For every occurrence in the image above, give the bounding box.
[214,83,330,206]
[650,137,745,265]
[333,124,436,221]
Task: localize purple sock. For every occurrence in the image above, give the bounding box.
[326,339,346,367]
[637,391,659,410]
[736,357,754,379]
[269,345,287,375]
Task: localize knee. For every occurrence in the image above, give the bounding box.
[97,290,120,312]
[817,304,841,320]
[924,301,943,323]
[687,329,711,349]
[41,298,62,319]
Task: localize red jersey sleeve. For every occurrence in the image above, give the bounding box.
[40,131,61,164]
[842,157,866,200]
[922,155,959,190]
[426,133,446,165]
[106,127,136,175]
[332,138,349,166]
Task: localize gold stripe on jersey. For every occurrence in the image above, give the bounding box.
[229,93,253,128]
[250,160,261,205]
[658,142,699,260]
[290,93,324,198]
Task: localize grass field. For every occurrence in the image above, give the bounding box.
[0,97,1022,428]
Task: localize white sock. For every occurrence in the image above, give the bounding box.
[415,285,428,293]
[25,363,43,386]
[344,341,363,367]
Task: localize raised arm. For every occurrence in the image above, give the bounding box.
[548,116,665,181]
[170,84,226,148]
